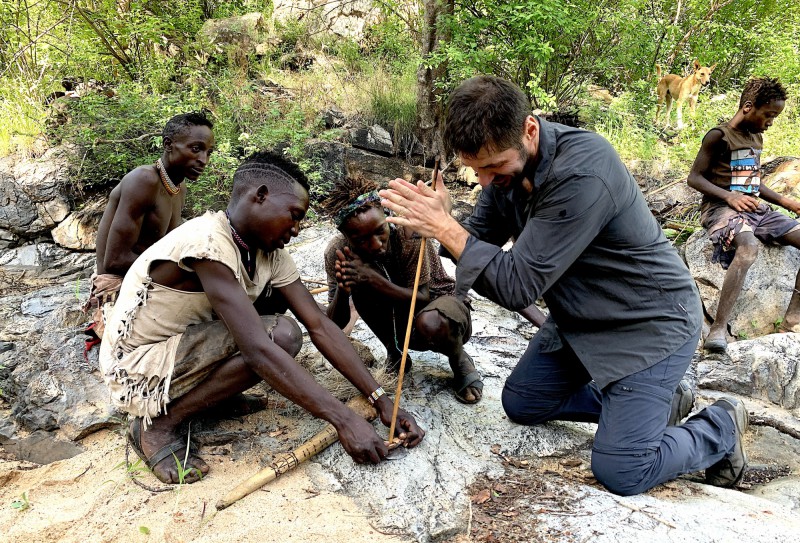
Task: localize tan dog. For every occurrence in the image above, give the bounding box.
[655,59,716,129]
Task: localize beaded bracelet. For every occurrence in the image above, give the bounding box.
[367,386,386,405]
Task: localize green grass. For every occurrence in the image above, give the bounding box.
[0,79,47,156]
[586,81,800,180]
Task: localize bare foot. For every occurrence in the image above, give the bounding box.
[128,418,209,484]
[704,327,728,353]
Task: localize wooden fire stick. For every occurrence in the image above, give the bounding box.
[216,395,376,510]
[387,159,441,441]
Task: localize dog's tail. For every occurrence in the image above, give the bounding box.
[655,64,662,78]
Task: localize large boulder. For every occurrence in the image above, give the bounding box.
[763,157,800,199]
[696,333,800,415]
[684,230,800,338]
[0,242,94,292]
[0,281,116,441]
[196,12,267,54]
[305,140,428,202]
[348,125,394,156]
[0,147,72,243]
[272,1,381,39]
[51,197,106,250]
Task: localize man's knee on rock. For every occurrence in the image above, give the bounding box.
[273,315,302,357]
[590,451,650,497]
[501,386,557,426]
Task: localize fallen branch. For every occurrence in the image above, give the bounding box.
[750,415,800,440]
[94,132,160,145]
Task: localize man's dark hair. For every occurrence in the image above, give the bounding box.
[231,150,310,204]
[739,77,787,109]
[444,76,531,158]
[162,110,214,142]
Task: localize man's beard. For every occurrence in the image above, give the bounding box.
[492,147,531,191]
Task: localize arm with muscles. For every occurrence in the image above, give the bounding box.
[192,260,401,463]
[279,278,425,447]
[336,246,433,306]
[103,173,158,274]
[688,129,760,213]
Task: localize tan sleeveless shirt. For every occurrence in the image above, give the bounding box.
[99,210,299,423]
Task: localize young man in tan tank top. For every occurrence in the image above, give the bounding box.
[688,77,796,353]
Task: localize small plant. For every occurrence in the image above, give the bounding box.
[774,317,784,332]
[737,331,749,340]
[139,526,151,535]
[11,492,30,511]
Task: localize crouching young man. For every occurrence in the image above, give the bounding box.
[100,152,424,484]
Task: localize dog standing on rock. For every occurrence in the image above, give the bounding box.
[655,59,716,130]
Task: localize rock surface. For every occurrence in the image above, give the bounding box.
[1,196,799,542]
[0,147,72,243]
[684,229,800,338]
[50,197,106,250]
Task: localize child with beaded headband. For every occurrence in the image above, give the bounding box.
[322,176,484,404]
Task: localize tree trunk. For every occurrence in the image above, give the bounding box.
[416,0,452,163]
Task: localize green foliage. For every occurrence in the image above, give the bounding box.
[138,526,151,535]
[10,492,30,511]
[0,77,46,156]
[367,65,418,146]
[429,0,800,109]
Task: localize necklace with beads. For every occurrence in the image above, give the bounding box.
[155,158,181,196]
[226,211,255,279]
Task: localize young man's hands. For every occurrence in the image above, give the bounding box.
[725,191,761,212]
[334,247,384,292]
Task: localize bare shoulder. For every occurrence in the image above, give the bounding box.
[113,164,163,204]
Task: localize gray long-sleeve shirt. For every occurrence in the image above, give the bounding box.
[455,118,702,388]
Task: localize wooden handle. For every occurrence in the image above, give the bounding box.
[216,396,376,510]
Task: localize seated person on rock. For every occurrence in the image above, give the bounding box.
[99,152,424,484]
[688,77,796,353]
[86,111,215,344]
[323,176,482,404]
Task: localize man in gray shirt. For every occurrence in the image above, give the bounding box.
[380,76,748,495]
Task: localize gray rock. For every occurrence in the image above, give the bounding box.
[696,333,800,413]
[0,242,94,292]
[684,229,800,338]
[51,198,105,250]
[0,430,84,464]
[196,12,266,53]
[1,282,118,440]
[349,124,394,156]
[0,147,72,241]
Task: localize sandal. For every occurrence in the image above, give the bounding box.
[450,370,484,404]
[127,418,199,483]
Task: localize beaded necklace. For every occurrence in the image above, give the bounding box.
[155,158,181,196]
[226,211,255,279]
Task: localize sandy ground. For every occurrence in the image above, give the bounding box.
[0,421,411,543]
